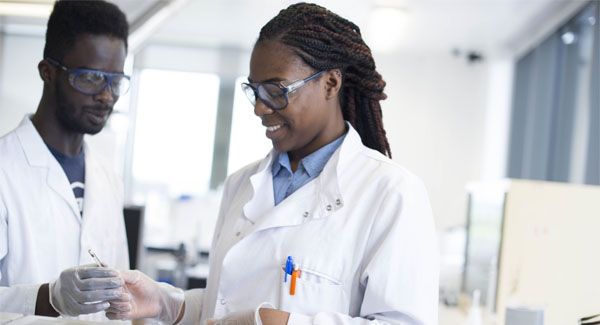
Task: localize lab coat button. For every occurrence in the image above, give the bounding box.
[236,232,241,237]
[220,298,226,305]
[336,199,341,205]
[326,205,332,211]
[303,212,309,218]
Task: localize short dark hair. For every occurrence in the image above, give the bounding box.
[258,3,391,157]
[43,0,129,61]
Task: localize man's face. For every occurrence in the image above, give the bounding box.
[53,34,126,135]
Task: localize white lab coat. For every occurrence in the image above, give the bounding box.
[0,116,129,322]
[181,123,439,324]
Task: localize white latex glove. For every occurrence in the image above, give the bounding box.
[207,309,262,325]
[49,264,125,316]
[105,270,184,324]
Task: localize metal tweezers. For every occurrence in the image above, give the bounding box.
[580,314,600,325]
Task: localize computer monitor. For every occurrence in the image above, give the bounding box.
[462,182,507,311]
[123,205,144,270]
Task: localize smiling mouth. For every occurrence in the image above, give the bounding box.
[266,125,282,132]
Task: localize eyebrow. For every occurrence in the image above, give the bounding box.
[247,76,285,84]
[67,63,124,74]
[67,65,125,75]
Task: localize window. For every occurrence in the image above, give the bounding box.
[131,69,219,201]
[507,3,599,185]
[227,76,273,174]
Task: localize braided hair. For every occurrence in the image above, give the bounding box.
[258,2,391,157]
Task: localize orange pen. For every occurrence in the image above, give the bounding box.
[290,265,300,295]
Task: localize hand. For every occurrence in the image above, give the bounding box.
[105,270,184,324]
[49,264,124,316]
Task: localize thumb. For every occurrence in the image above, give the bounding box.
[120,270,142,284]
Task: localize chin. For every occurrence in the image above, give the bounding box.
[272,141,289,153]
[74,120,106,135]
[85,127,104,135]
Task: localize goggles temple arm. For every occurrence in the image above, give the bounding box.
[283,80,305,93]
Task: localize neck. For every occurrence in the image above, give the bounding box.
[288,119,346,172]
[32,101,84,156]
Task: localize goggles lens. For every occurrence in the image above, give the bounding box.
[70,71,130,96]
[242,83,257,104]
[241,83,288,110]
[258,83,288,109]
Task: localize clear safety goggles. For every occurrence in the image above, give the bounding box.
[46,57,131,97]
[241,70,324,110]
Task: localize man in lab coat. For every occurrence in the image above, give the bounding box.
[0,0,130,321]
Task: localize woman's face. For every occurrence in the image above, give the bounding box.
[248,40,343,160]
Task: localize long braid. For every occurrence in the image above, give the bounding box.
[258,2,392,158]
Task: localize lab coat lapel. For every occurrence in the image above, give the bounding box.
[242,151,319,232]
[16,117,82,222]
[252,183,321,232]
[81,142,103,225]
[46,164,81,222]
[242,153,275,223]
[241,143,346,235]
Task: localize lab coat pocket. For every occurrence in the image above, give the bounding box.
[279,266,348,314]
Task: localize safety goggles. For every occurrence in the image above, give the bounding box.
[45,58,131,97]
[241,70,325,110]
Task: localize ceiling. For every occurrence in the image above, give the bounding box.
[0,0,589,57]
[147,0,588,56]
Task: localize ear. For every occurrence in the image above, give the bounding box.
[38,60,54,83]
[324,69,342,100]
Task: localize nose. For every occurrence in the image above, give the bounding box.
[93,84,116,104]
[253,97,274,117]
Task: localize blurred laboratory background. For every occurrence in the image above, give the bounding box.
[0,0,598,324]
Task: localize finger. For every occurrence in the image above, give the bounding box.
[107,292,131,303]
[74,301,110,315]
[120,270,142,284]
[106,311,131,320]
[76,276,124,291]
[73,288,125,303]
[77,266,120,279]
[106,302,132,313]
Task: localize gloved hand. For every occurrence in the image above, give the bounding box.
[105,270,184,324]
[49,264,125,316]
[207,309,262,325]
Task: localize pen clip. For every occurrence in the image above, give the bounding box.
[285,256,293,282]
[290,264,300,295]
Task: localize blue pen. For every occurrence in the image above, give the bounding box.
[285,256,293,282]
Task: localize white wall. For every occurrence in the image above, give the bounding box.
[0,34,44,136]
[377,52,492,230]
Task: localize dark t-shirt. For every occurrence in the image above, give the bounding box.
[45,143,85,215]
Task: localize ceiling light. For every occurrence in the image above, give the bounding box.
[0,1,54,18]
[588,16,596,26]
[561,31,576,45]
[367,6,408,53]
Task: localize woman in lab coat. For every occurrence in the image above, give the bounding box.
[106,3,439,324]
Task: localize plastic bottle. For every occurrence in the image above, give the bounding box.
[466,289,483,325]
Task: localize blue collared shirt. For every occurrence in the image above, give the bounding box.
[272,133,346,205]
